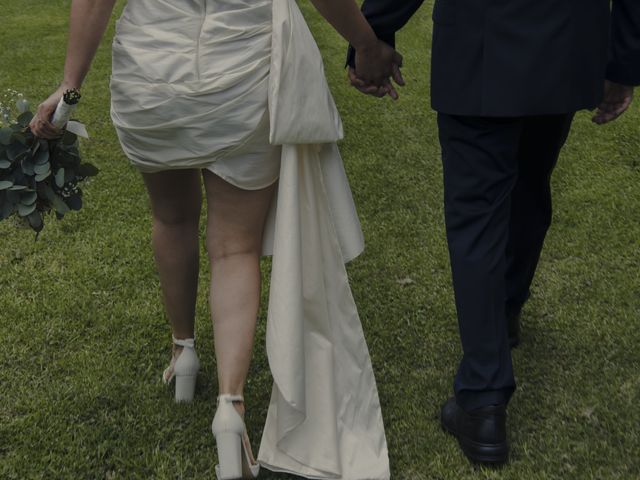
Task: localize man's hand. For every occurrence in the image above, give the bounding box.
[349,43,405,99]
[592,80,634,125]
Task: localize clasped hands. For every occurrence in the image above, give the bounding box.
[349,41,635,123]
[349,40,405,100]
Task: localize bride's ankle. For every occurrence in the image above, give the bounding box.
[217,393,246,417]
[170,334,195,356]
[172,344,184,357]
[233,401,245,418]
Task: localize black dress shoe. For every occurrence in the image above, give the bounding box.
[507,309,521,348]
[440,397,509,465]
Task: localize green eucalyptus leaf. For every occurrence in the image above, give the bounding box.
[34,162,50,175]
[0,159,10,169]
[61,130,77,146]
[35,170,51,181]
[77,163,99,177]
[64,167,76,184]
[18,201,37,217]
[51,193,69,215]
[9,185,27,191]
[55,168,65,188]
[7,142,29,161]
[0,180,13,190]
[0,128,12,146]
[43,184,56,202]
[66,194,82,211]
[21,191,37,205]
[21,158,35,176]
[17,111,34,128]
[27,210,43,232]
[12,132,28,145]
[56,151,80,168]
[34,147,49,165]
[16,99,30,114]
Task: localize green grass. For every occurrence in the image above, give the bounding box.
[1,1,639,479]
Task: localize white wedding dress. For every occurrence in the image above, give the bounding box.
[110,1,390,478]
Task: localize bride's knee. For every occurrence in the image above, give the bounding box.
[206,237,261,264]
[151,204,200,228]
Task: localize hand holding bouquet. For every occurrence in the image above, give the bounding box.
[52,88,82,129]
[0,89,98,235]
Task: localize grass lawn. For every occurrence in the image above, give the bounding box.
[1,1,639,479]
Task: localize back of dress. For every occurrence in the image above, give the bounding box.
[111,0,278,186]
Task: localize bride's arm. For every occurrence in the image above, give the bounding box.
[30,0,117,138]
[308,0,401,90]
[308,0,378,52]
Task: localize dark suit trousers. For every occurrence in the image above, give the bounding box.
[437,113,574,411]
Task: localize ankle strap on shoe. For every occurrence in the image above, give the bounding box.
[217,394,244,404]
[172,336,195,348]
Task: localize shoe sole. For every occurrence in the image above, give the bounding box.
[441,416,509,466]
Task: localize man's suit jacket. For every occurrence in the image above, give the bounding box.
[347,0,640,116]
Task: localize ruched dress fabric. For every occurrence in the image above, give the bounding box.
[111,0,280,189]
[111,1,390,478]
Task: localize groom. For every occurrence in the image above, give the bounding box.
[348,0,640,465]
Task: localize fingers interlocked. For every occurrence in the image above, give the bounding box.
[351,40,405,100]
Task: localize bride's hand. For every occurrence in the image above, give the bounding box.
[29,86,66,139]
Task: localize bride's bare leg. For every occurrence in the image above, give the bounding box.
[202,170,276,401]
[142,170,202,347]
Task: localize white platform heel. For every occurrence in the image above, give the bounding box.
[212,394,260,480]
[162,336,200,403]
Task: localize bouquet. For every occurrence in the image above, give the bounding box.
[0,89,98,235]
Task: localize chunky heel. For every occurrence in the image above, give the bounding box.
[215,432,243,479]
[175,374,197,403]
[162,336,200,403]
[212,394,260,479]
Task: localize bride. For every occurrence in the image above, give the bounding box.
[30,0,403,478]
